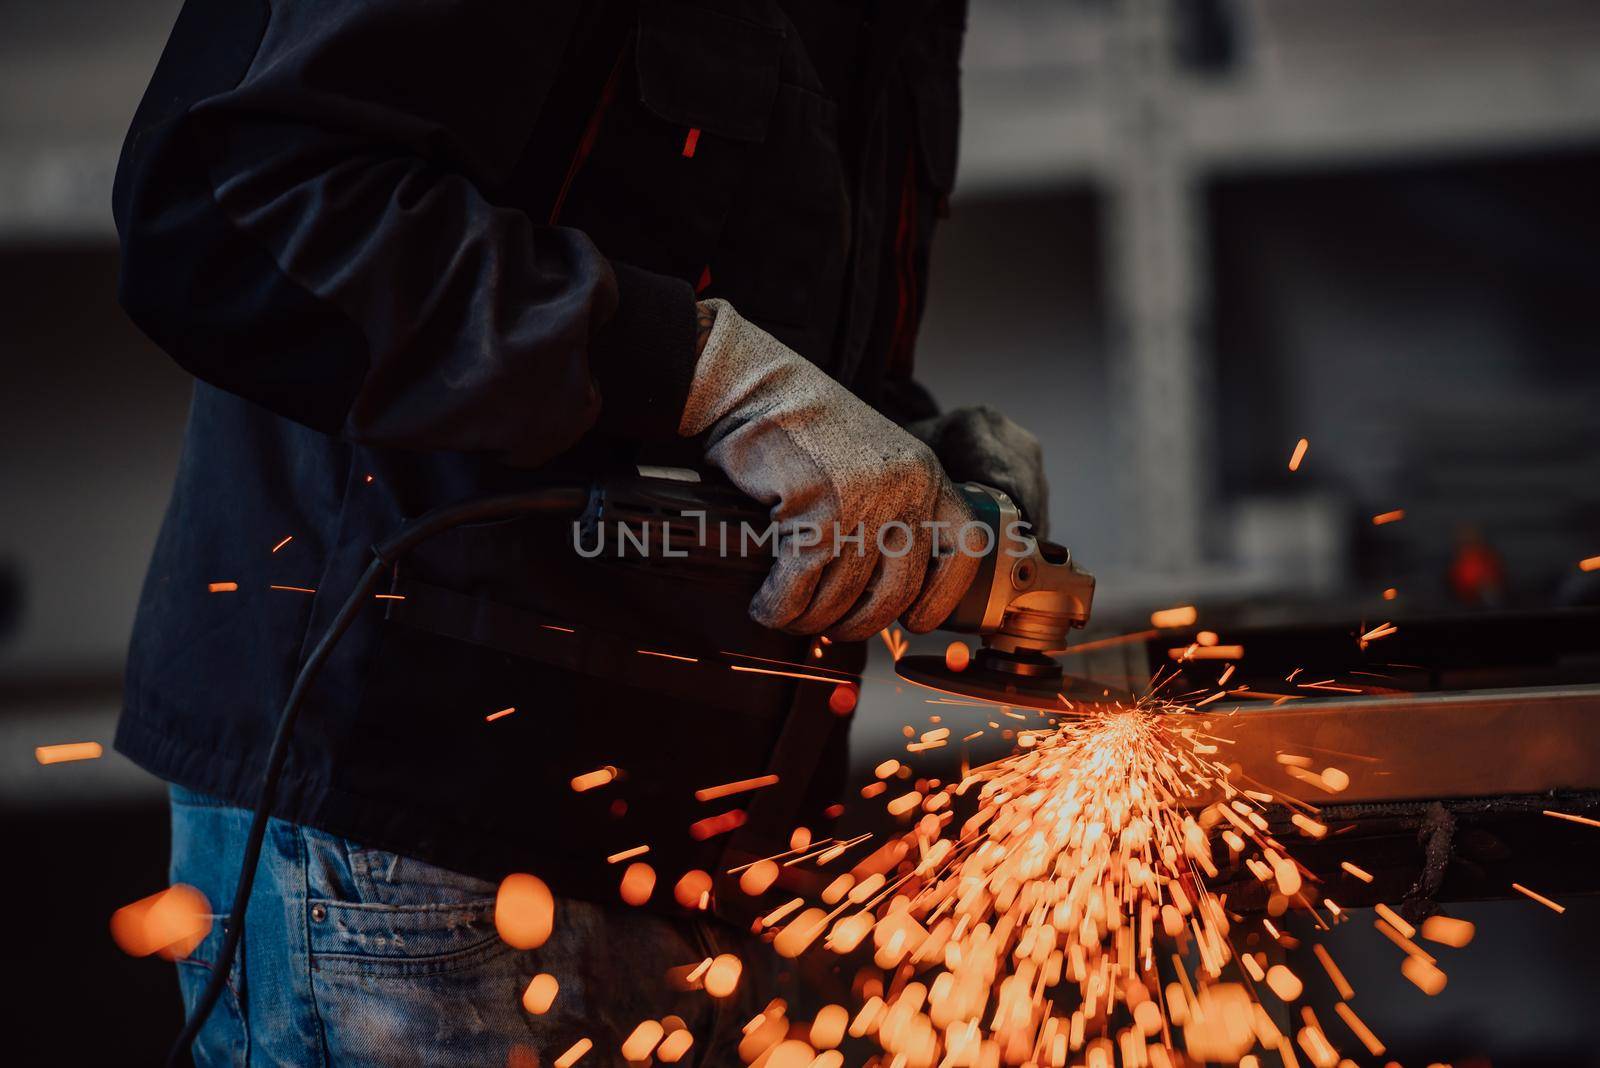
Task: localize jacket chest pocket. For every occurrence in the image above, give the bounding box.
[555,1,785,285]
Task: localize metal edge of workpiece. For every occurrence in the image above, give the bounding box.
[1198,684,1600,805]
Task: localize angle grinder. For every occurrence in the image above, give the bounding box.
[891,483,1117,711]
[585,470,1116,710]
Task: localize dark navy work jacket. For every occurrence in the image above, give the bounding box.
[112,0,964,911]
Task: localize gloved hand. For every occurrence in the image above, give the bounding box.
[907,406,1050,539]
[679,300,982,640]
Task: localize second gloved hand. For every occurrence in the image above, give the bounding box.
[679,300,981,640]
[908,406,1050,538]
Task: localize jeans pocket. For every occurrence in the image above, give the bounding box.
[174,913,248,1067]
[345,846,502,908]
[310,839,506,978]
[309,900,509,978]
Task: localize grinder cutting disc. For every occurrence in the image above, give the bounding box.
[896,653,1135,713]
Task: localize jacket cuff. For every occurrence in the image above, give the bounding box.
[590,261,699,440]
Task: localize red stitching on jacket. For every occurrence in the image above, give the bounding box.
[887,147,920,377]
[549,47,628,226]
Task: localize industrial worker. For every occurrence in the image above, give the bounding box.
[112,0,1047,1063]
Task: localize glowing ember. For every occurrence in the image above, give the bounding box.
[553,1037,591,1067]
[1150,605,1198,628]
[1544,808,1600,829]
[1511,882,1566,914]
[494,874,554,950]
[1420,915,1475,948]
[521,973,558,1014]
[110,884,211,960]
[619,862,656,906]
[695,774,779,803]
[34,741,103,765]
[1287,437,1309,472]
[570,766,616,792]
[674,870,712,909]
[703,953,743,998]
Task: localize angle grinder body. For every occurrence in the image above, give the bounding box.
[585,471,1110,709]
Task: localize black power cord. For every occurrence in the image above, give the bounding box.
[168,483,588,1066]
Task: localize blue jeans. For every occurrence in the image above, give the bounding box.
[169,787,771,1066]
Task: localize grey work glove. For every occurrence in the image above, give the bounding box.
[907,406,1050,539]
[679,300,982,640]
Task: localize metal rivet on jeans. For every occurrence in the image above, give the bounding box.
[310,904,327,922]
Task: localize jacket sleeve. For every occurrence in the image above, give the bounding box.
[113,0,698,465]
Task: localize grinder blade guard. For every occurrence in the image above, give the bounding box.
[896,483,1119,710]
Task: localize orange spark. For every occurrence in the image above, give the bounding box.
[1168,644,1243,660]
[607,845,650,864]
[522,973,558,1014]
[1312,944,1354,999]
[1400,955,1447,996]
[1055,629,1158,655]
[1580,555,1600,572]
[1374,903,1415,939]
[207,581,238,593]
[270,535,293,553]
[689,810,747,841]
[658,1029,694,1063]
[1288,438,1309,472]
[1382,587,1398,600]
[637,648,699,663]
[1420,915,1475,948]
[1511,882,1566,914]
[1340,861,1373,883]
[739,861,780,896]
[704,954,743,998]
[673,870,712,910]
[485,706,516,722]
[1544,808,1600,829]
[1151,605,1198,629]
[730,665,845,684]
[494,874,553,950]
[553,1038,592,1067]
[1375,918,1434,962]
[35,742,103,765]
[1371,509,1405,525]
[695,774,779,803]
[1333,1002,1385,1057]
[269,584,316,594]
[110,885,212,961]
[570,767,616,792]
[619,862,656,906]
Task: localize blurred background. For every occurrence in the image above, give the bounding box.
[4,0,1600,1063]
